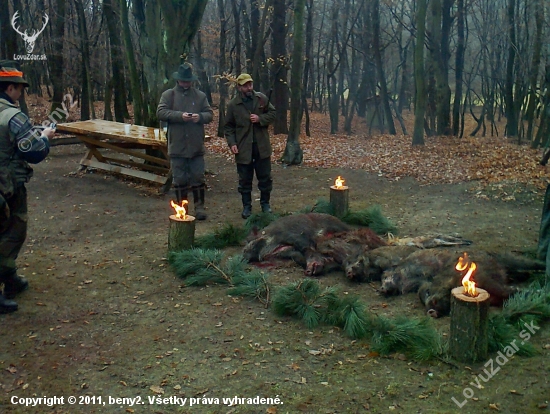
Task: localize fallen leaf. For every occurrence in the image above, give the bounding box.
[150,385,164,394]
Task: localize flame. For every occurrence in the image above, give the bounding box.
[455,252,477,296]
[170,200,188,220]
[335,176,345,189]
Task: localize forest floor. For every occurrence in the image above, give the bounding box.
[0,96,549,413]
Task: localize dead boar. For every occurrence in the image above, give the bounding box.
[242,213,351,263]
[379,249,455,295]
[305,228,387,276]
[344,245,420,283]
[414,251,545,318]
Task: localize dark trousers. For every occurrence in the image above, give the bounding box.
[171,155,205,189]
[237,143,272,194]
[0,185,27,278]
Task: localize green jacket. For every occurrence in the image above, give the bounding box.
[224,91,276,164]
[0,99,31,199]
[156,85,213,158]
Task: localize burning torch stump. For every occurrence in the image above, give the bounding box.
[449,286,490,363]
[168,215,196,252]
[330,185,349,217]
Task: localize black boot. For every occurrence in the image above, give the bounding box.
[241,192,252,219]
[260,191,272,213]
[0,294,18,314]
[2,273,28,299]
[193,187,207,221]
[174,185,189,205]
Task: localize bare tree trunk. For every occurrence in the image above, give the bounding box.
[271,0,288,134]
[527,0,543,146]
[47,0,67,120]
[412,0,427,145]
[74,0,95,120]
[327,3,339,134]
[217,0,228,137]
[452,0,465,136]
[195,30,213,104]
[103,0,128,122]
[120,0,144,124]
[504,0,518,137]
[372,0,395,135]
[282,0,305,165]
[231,0,243,74]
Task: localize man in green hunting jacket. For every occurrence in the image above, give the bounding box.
[0,60,55,313]
[157,63,213,220]
[224,74,276,219]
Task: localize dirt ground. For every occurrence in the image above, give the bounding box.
[1,142,549,414]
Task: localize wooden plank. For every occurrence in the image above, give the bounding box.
[77,136,170,167]
[50,136,82,146]
[101,156,170,175]
[57,119,167,147]
[81,159,169,184]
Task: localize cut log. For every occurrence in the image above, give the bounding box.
[449,286,490,363]
[168,215,196,252]
[329,186,349,217]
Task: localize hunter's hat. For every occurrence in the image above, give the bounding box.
[0,60,29,87]
[236,73,253,85]
[172,63,198,82]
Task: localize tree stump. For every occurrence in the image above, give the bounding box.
[330,186,349,217]
[168,215,196,252]
[449,286,490,363]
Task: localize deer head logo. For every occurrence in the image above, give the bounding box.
[11,11,49,54]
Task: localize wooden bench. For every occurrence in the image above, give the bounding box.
[56,120,173,192]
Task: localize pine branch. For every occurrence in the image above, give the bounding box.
[194,223,248,249]
[228,268,272,306]
[169,248,231,286]
[245,211,280,231]
[342,205,398,235]
[370,315,442,360]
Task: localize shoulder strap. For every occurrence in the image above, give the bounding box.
[170,89,176,110]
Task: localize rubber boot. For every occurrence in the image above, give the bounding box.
[174,185,188,205]
[193,187,207,221]
[241,192,252,219]
[0,294,17,314]
[260,191,272,213]
[1,272,28,299]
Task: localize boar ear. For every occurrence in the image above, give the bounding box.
[250,226,260,236]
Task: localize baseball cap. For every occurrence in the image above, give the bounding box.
[236,73,253,85]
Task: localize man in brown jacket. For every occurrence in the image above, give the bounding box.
[224,74,276,219]
[157,63,213,220]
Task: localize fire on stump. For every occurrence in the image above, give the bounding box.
[449,253,490,363]
[168,200,195,252]
[329,176,349,217]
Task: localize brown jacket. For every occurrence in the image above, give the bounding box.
[224,91,276,164]
[157,85,213,158]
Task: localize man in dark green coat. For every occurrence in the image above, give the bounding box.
[0,61,55,313]
[224,74,276,219]
[157,63,213,220]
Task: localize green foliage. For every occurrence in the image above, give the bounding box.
[272,278,442,359]
[342,205,398,235]
[194,223,248,249]
[500,283,550,326]
[245,212,279,231]
[325,296,372,339]
[228,268,271,305]
[487,314,536,356]
[169,248,230,286]
[369,316,443,360]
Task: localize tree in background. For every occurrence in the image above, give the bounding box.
[281,0,305,165]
